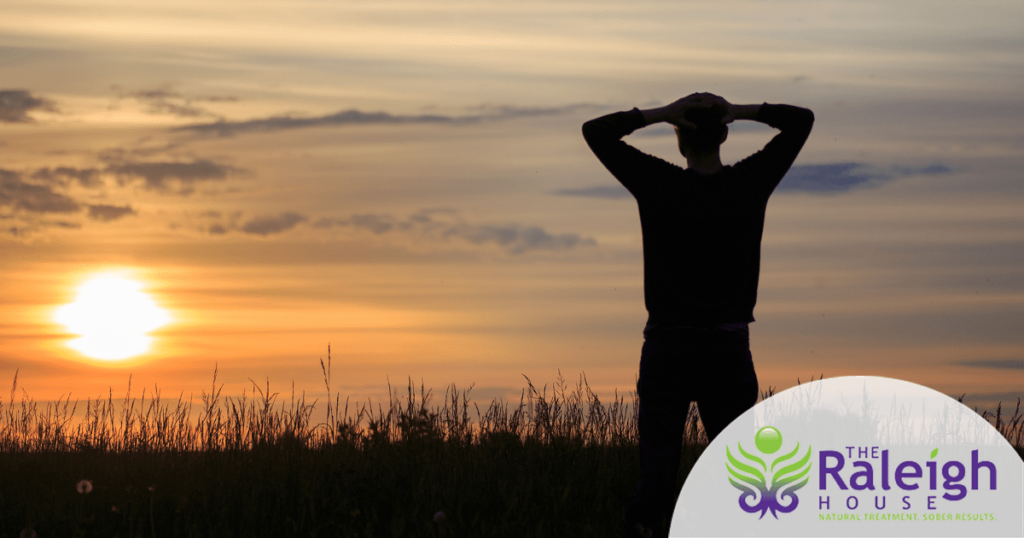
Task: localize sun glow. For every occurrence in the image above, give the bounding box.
[54,275,171,360]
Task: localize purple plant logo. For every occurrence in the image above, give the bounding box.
[725,426,813,519]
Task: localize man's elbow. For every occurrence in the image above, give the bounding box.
[581,119,606,148]
[800,108,815,129]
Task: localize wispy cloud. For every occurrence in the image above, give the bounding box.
[776,163,951,194]
[174,103,598,137]
[176,109,458,137]
[551,185,630,199]
[956,391,1024,410]
[114,86,238,118]
[955,359,1023,371]
[1,170,141,235]
[315,209,596,255]
[241,212,307,236]
[26,156,242,195]
[87,204,135,222]
[0,89,56,123]
[31,167,104,188]
[348,214,395,234]
[455,223,594,254]
[107,159,241,194]
[0,169,79,213]
[46,220,81,229]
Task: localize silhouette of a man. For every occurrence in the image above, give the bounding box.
[582,93,814,537]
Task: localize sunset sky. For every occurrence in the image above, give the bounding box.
[1,0,1021,415]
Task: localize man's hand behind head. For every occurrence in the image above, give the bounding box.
[665,93,733,128]
[693,93,738,124]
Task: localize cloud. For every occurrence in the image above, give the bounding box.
[88,204,135,222]
[312,217,347,229]
[48,220,81,229]
[0,169,80,213]
[776,163,890,193]
[106,159,239,193]
[204,208,596,253]
[889,164,952,176]
[23,158,240,196]
[115,86,238,118]
[451,224,595,254]
[776,162,951,193]
[136,94,208,118]
[194,209,241,234]
[176,109,458,137]
[317,209,596,255]
[956,392,1024,412]
[0,89,56,123]
[463,103,599,119]
[31,167,104,188]
[955,359,1023,371]
[350,214,395,234]
[551,185,631,199]
[174,103,597,137]
[241,212,307,236]
[0,170,140,235]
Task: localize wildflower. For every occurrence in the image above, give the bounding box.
[76,479,93,494]
[148,485,156,492]
[20,528,36,538]
[433,511,446,523]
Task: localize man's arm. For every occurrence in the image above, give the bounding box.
[581,108,681,196]
[582,94,715,195]
[723,103,762,123]
[729,103,815,194]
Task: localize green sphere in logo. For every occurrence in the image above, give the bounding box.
[755,426,783,454]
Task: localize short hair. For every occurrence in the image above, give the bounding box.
[676,103,728,152]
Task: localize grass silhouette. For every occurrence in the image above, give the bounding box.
[1,347,1020,536]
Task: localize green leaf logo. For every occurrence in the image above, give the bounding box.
[725,426,812,519]
[930,448,938,459]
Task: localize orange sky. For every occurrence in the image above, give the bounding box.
[1,0,1021,416]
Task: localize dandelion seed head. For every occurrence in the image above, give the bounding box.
[433,510,446,523]
[76,479,93,494]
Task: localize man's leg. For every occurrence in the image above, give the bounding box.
[626,334,694,537]
[696,329,759,442]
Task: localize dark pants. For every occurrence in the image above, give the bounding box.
[626,326,759,536]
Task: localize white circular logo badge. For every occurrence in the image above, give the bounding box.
[672,376,1023,537]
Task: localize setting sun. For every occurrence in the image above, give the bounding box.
[54,275,171,360]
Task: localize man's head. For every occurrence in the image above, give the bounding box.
[675,103,728,158]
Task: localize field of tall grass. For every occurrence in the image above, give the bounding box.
[1,349,1021,537]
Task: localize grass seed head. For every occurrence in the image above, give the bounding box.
[76,479,93,494]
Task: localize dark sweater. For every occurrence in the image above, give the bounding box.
[582,104,814,327]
